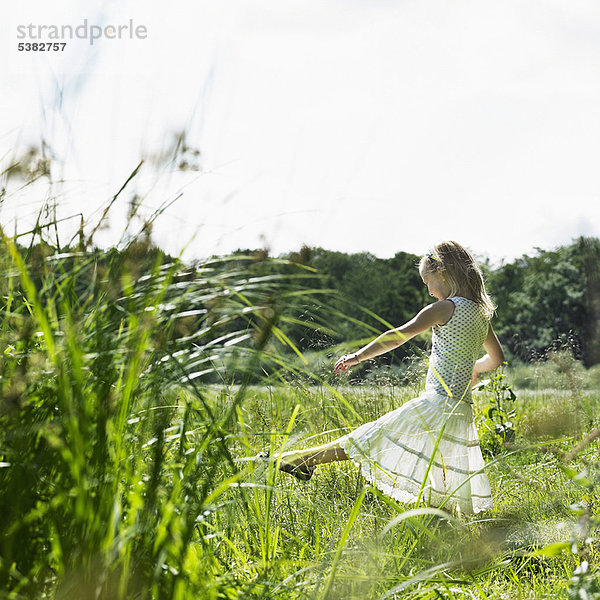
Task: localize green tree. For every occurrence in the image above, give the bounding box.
[488,237,600,366]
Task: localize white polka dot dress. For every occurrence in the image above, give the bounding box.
[338,297,493,514]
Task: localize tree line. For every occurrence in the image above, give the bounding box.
[6,235,600,369]
[278,236,600,367]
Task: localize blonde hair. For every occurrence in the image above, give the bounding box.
[419,241,496,318]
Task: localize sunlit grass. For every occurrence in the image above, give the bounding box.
[198,382,600,599]
[0,222,598,598]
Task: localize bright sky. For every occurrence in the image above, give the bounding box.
[2,0,600,263]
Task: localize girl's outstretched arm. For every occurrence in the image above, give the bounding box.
[472,325,505,383]
[334,300,454,373]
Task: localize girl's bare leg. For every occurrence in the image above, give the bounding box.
[280,440,348,467]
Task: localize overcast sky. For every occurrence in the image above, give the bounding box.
[3,0,600,263]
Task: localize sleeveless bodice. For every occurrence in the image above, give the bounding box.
[425,297,489,402]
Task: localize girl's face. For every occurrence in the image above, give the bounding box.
[421,270,450,301]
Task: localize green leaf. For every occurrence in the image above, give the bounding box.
[530,542,571,557]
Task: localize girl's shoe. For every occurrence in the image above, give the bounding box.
[255,451,315,482]
[279,461,315,482]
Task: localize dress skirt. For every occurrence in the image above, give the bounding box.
[337,390,493,514]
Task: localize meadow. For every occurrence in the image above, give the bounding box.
[0,231,598,600]
[214,379,600,600]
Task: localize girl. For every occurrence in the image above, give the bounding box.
[276,241,504,514]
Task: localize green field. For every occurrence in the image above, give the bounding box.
[1,240,599,599]
[205,382,600,600]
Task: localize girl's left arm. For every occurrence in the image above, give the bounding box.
[334,301,453,372]
[472,325,505,383]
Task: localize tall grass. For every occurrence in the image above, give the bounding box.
[235,384,599,599]
[0,220,599,598]
[0,220,332,598]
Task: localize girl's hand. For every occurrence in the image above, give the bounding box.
[472,364,483,385]
[334,353,359,373]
